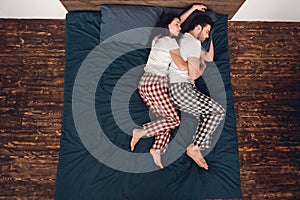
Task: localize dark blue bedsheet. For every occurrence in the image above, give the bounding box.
[55,11,242,200]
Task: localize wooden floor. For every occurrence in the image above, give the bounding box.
[0,19,299,199]
[229,22,300,199]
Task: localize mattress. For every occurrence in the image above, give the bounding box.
[55,7,242,199]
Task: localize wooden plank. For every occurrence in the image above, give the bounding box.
[0,19,65,199]
[59,0,245,19]
[228,21,300,199]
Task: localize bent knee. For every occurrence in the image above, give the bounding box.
[174,118,180,127]
[173,117,180,128]
[167,117,180,128]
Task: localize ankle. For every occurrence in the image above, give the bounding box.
[133,128,146,138]
[187,143,200,151]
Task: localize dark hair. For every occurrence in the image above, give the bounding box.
[184,15,213,33]
[156,13,180,37]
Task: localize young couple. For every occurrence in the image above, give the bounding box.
[131,4,225,170]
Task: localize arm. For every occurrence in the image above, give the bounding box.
[187,57,207,80]
[180,4,207,24]
[199,57,207,75]
[170,49,188,71]
[201,40,214,62]
[187,57,201,80]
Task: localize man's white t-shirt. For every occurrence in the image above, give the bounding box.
[144,35,179,77]
[169,33,202,83]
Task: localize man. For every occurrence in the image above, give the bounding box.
[168,15,226,170]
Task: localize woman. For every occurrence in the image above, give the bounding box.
[131,4,207,169]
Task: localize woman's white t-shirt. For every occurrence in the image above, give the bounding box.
[169,33,202,83]
[144,35,179,77]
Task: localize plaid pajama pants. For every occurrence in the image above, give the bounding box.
[169,82,226,150]
[138,72,180,152]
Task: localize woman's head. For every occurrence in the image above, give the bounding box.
[156,13,181,37]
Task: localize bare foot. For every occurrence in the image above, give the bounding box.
[130,128,146,151]
[150,148,164,169]
[186,144,209,170]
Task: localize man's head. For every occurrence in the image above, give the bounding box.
[184,15,213,42]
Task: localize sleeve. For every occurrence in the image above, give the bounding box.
[180,37,201,59]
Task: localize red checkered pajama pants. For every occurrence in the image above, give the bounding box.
[138,72,180,153]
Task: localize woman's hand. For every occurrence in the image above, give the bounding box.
[192,4,207,12]
[180,4,208,23]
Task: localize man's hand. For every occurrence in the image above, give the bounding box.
[200,58,207,70]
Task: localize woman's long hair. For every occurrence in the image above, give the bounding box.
[155,13,180,37]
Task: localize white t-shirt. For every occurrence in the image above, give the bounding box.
[144,35,179,76]
[169,33,202,83]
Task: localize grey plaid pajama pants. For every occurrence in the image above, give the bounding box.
[138,72,180,153]
[169,82,226,150]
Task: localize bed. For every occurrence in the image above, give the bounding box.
[55,4,242,199]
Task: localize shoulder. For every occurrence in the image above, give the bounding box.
[180,33,197,44]
[180,34,201,48]
[159,36,177,44]
[180,34,201,58]
[157,36,178,49]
